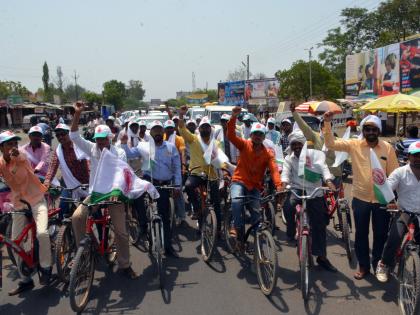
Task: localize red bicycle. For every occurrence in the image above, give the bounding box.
[67,199,120,313]
[0,199,61,289]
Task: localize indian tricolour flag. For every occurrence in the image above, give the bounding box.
[370,148,394,205]
[298,142,323,183]
[90,148,159,203]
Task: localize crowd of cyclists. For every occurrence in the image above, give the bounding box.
[0,101,419,312]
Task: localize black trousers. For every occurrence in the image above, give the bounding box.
[352,198,390,271]
[185,175,221,227]
[283,190,329,257]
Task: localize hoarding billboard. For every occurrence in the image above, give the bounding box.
[244,78,279,102]
[217,81,245,106]
[400,38,420,93]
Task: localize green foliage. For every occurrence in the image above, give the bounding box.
[122,97,141,110]
[42,62,50,101]
[82,91,102,105]
[102,80,126,110]
[64,84,87,102]
[194,89,218,102]
[165,98,187,108]
[275,60,342,102]
[126,80,145,100]
[0,81,31,100]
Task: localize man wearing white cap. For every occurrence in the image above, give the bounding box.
[138,120,151,142]
[70,102,138,279]
[376,141,420,282]
[265,117,281,146]
[324,112,399,280]
[0,130,52,294]
[21,125,51,177]
[241,114,252,139]
[280,118,293,152]
[227,107,282,238]
[214,113,240,164]
[44,123,90,217]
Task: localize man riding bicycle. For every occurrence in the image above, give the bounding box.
[281,130,337,272]
[227,106,282,238]
[21,125,51,177]
[376,141,420,282]
[0,131,52,295]
[70,102,137,279]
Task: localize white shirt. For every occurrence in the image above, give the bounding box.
[387,164,420,213]
[281,149,333,197]
[242,125,252,139]
[70,130,126,186]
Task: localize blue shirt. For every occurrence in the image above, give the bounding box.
[122,142,182,186]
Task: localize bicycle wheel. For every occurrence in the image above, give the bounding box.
[300,234,310,301]
[153,221,165,289]
[5,215,17,267]
[262,201,276,235]
[55,224,76,283]
[201,208,217,262]
[255,229,278,296]
[398,249,420,315]
[105,224,117,265]
[223,205,236,254]
[339,206,353,264]
[127,206,141,245]
[69,240,95,313]
[169,197,176,233]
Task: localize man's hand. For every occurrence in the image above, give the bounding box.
[43,181,50,190]
[323,111,334,122]
[326,180,336,192]
[173,188,181,198]
[10,147,19,157]
[290,103,296,113]
[178,105,188,118]
[281,182,289,190]
[232,106,241,117]
[120,134,128,145]
[74,101,85,113]
[276,185,283,193]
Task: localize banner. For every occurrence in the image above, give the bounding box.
[374,43,400,96]
[218,81,245,106]
[244,78,279,103]
[400,38,420,93]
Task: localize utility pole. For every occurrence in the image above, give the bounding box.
[73,70,79,100]
[192,72,196,92]
[246,54,249,80]
[305,47,313,99]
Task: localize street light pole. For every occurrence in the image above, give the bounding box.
[305,47,313,99]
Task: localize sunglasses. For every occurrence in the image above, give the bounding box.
[363,126,379,132]
[55,131,69,137]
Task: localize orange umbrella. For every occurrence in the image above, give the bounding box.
[295,101,319,113]
[310,101,342,114]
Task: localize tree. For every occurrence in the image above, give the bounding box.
[0,81,31,100]
[227,66,251,81]
[102,80,126,110]
[64,84,86,102]
[127,80,145,100]
[275,60,342,102]
[42,62,50,101]
[55,66,64,93]
[194,88,218,102]
[252,73,267,80]
[82,91,102,106]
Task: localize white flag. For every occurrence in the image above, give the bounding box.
[332,126,351,167]
[370,148,394,205]
[90,148,159,203]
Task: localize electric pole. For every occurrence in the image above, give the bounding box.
[305,47,313,99]
[247,54,249,80]
[73,70,80,101]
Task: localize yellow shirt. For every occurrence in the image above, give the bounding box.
[163,134,185,155]
[0,152,47,209]
[178,126,219,180]
[324,122,398,203]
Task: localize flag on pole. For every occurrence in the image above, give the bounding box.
[370,148,394,204]
[332,126,351,167]
[90,148,159,203]
[298,142,323,183]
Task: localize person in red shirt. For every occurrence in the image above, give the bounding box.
[227,106,282,237]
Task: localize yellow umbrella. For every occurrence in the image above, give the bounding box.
[359,93,420,113]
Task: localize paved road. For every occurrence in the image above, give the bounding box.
[0,189,400,315]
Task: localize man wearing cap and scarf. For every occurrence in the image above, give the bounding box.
[241,114,253,139]
[214,113,241,164]
[281,130,337,272]
[178,106,222,227]
[324,112,399,280]
[0,131,53,295]
[138,120,151,142]
[265,117,281,146]
[376,141,420,282]
[120,120,182,257]
[227,106,282,238]
[70,102,138,279]
[280,118,293,153]
[21,125,51,177]
[44,123,90,218]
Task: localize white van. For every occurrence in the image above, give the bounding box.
[204,105,249,126]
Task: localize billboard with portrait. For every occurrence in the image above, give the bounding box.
[345,50,375,97]
[400,38,420,93]
[217,81,245,106]
[244,78,279,104]
[374,43,400,96]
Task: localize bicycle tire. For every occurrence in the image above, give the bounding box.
[169,197,175,234]
[255,229,278,296]
[55,224,76,283]
[339,206,353,264]
[153,220,165,289]
[127,206,141,245]
[201,208,217,262]
[105,224,117,265]
[263,201,276,235]
[5,216,17,267]
[300,234,310,301]
[398,249,420,315]
[69,240,95,313]
[223,205,236,254]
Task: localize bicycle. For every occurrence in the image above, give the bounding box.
[0,199,61,289]
[387,206,420,315]
[68,199,119,313]
[53,184,89,283]
[324,182,353,265]
[224,193,279,296]
[143,185,178,290]
[287,185,331,301]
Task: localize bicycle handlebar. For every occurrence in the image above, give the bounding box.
[286,186,331,200]
[155,185,181,190]
[50,184,89,192]
[59,197,121,208]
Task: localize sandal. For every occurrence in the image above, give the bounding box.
[229,227,238,238]
[354,269,370,280]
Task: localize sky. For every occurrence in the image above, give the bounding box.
[0,0,382,101]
